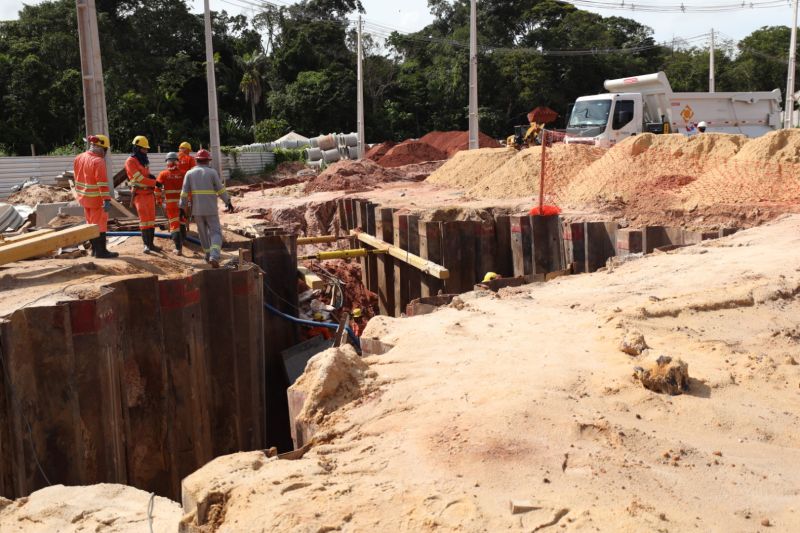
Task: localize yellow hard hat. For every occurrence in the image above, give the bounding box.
[482,272,498,283]
[89,134,110,149]
[132,135,150,149]
[179,141,191,150]
[313,312,323,321]
[352,308,362,318]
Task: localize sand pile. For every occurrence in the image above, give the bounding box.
[562,133,749,206]
[0,484,180,532]
[377,140,446,167]
[6,184,73,205]
[365,141,397,161]
[426,148,516,189]
[468,144,605,200]
[420,130,501,158]
[683,129,800,206]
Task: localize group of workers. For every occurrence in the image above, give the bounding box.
[73,134,233,267]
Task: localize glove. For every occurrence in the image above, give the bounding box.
[103,199,111,213]
[155,181,164,189]
[225,202,234,213]
[179,208,187,219]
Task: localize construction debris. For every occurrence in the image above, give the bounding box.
[6,184,74,205]
[633,355,690,395]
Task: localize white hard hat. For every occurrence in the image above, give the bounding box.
[698,121,707,128]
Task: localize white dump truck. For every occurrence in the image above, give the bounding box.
[564,71,782,147]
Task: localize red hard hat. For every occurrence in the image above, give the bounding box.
[196,149,211,161]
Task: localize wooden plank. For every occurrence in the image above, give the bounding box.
[375,207,395,316]
[419,221,444,297]
[510,215,533,277]
[108,197,135,218]
[0,224,99,266]
[0,228,55,245]
[297,266,324,290]
[351,229,449,280]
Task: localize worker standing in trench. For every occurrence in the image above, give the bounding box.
[73,134,118,259]
[157,152,187,255]
[179,149,234,268]
[125,135,163,253]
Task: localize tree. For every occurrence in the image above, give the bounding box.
[238,51,267,131]
[254,117,290,142]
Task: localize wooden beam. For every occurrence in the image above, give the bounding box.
[351,230,449,280]
[108,198,135,218]
[297,266,324,290]
[0,228,55,245]
[0,224,100,266]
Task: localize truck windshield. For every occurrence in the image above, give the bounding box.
[568,100,612,128]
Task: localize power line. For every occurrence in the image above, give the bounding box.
[567,0,792,13]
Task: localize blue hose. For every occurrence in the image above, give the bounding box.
[264,302,361,352]
[106,231,201,246]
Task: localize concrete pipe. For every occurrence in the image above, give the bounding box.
[342,133,358,147]
[309,137,319,148]
[0,203,24,232]
[322,148,341,164]
[305,147,323,161]
[317,134,337,151]
[347,146,360,159]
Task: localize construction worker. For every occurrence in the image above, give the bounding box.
[73,134,118,259]
[482,272,500,283]
[304,312,333,340]
[179,149,233,268]
[350,308,365,337]
[125,135,163,253]
[697,121,708,133]
[157,152,187,255]
[177,141,196,177]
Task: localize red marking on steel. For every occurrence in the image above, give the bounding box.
[69,300,99,335]
[232,276,252,296]
[477,226,495,237]
[511,225,523,233]
[159,278,200,310]
[623,77,638,84]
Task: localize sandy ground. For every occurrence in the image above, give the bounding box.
[180,215,800,532]
[0,484,181,532]
[0,228,249,317]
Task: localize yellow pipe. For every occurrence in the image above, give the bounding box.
[297,235,341,245]
[299,248,388,261]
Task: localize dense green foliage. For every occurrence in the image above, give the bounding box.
[0,0,795,154]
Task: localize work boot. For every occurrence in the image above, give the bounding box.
[148,229,162,252]
[95,233,119,259]
[171,231,182,255]
[142,230,152,254]
[89,237,99,257]
[209,257,220,269]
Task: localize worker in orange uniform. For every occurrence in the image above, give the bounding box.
[73,134,118,258]
[157,152,187,255]
[177,141,196,177]
[350,308,365,337]
[125,135,163,253]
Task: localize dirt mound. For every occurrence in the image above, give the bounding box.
[6,184,73,205]
[563,133,749,206]
[304,159,433,193]
[310,259,378,317]
[420,130,502,158]
[468,144,605,200]
[0,483,180,532]
[732,129,800,164]
[365,141,397,161]
[426,148,516,189]
[377,140,446,167]
[290,344,376,427]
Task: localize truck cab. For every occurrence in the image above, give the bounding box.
[566,93,643,147]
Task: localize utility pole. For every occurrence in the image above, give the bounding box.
[75,0,111,175]
[785,0,798,129]
[204,0,223,176]
[468,0,479,149]
[356,15,365,159]
[709,28,715,93]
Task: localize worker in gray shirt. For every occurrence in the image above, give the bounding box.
[179,149,234,268]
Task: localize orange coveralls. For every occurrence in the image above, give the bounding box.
[177,152,196,177]
[125,156,157,230]
[73,150,111,232]
[156,167,186,232]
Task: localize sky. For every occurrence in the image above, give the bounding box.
[0,0,795,46]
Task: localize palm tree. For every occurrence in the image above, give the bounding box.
[238,51,267,135]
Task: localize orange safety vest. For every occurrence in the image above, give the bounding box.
[125,156,156,194]
[73,150,110,208]
[156,167,185,205]
[177,153,196,177]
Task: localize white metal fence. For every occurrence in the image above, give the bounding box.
[0,151,276,199]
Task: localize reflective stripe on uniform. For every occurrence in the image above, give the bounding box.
[216,188,227,196]
[190,189,219,195]
[210,244,221,251]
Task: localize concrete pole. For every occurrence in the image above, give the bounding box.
[468,0,479,149]
[357,15,365,159]
[786,0,798,129]
[709,28,715,93]
[204,0,223,177]
[75,0,111,175]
